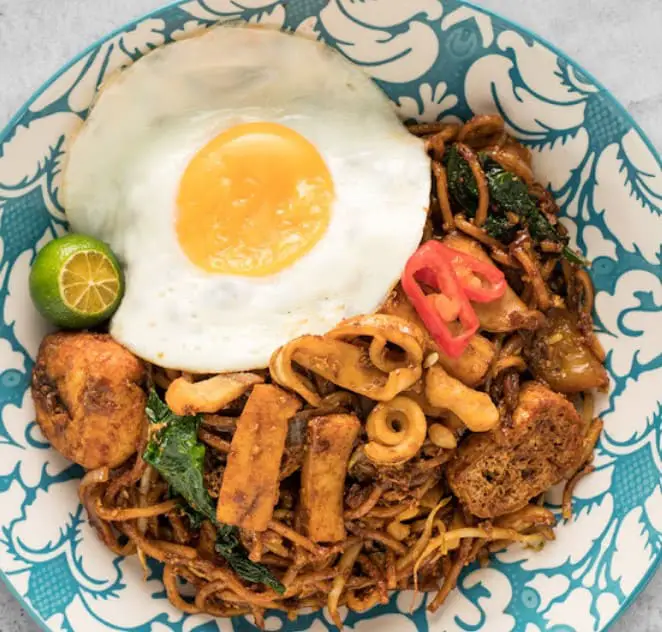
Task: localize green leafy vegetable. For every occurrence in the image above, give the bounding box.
[525,208,562,243]
[144,389,216,521]
[143,389,284,594]
[178,503,205,530]
[481,157,535,216]
[215,525,284,593]
[480,156,564,244]
[483,214,517,243]
[443,149,585,264]
[561,245,590,267]
[445,145,478,216]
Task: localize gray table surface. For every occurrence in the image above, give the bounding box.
[0,0,660,630]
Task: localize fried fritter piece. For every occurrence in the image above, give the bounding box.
[447,382,585,518]
[31,332,146,469]
[217,384,302,531]
[301,414,361,543]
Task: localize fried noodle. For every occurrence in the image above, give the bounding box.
[75,115,607,629]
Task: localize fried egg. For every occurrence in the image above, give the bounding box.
[63,26,430,372]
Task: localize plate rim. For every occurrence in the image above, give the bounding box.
[0,1,660,631]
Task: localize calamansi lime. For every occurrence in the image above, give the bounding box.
[29,234,124,329]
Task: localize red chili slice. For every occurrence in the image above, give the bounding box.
[401,241,479,358]
[440,244,507,303]
[401,240,507,358]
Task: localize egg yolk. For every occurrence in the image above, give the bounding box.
[177,122,334,276]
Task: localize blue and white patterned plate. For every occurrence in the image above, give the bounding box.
[0,1,660,631]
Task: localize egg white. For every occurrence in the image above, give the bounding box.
[64,26,430,372]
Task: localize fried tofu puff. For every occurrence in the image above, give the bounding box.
[32,332,147,469]
[447,382,585,518]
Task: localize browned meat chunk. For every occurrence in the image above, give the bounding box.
[447,382,585,518]
[31,332,146,469]
[525,308,609,393]
[300,414,360,543]
[218,384,301,531]
[443,234,544,332]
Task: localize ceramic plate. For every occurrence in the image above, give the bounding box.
[0,1,661,631]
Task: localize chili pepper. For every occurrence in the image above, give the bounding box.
[401,241,506,358]
[440,245,506,302]
[401,241,478,358]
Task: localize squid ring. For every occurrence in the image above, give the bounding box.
[364,396,427,465]
[270,315,425,406]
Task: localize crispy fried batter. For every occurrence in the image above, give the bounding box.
[447,382,584,518]
[31,332,146,469]
[218,384,302,531]
[301,414,361,543]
